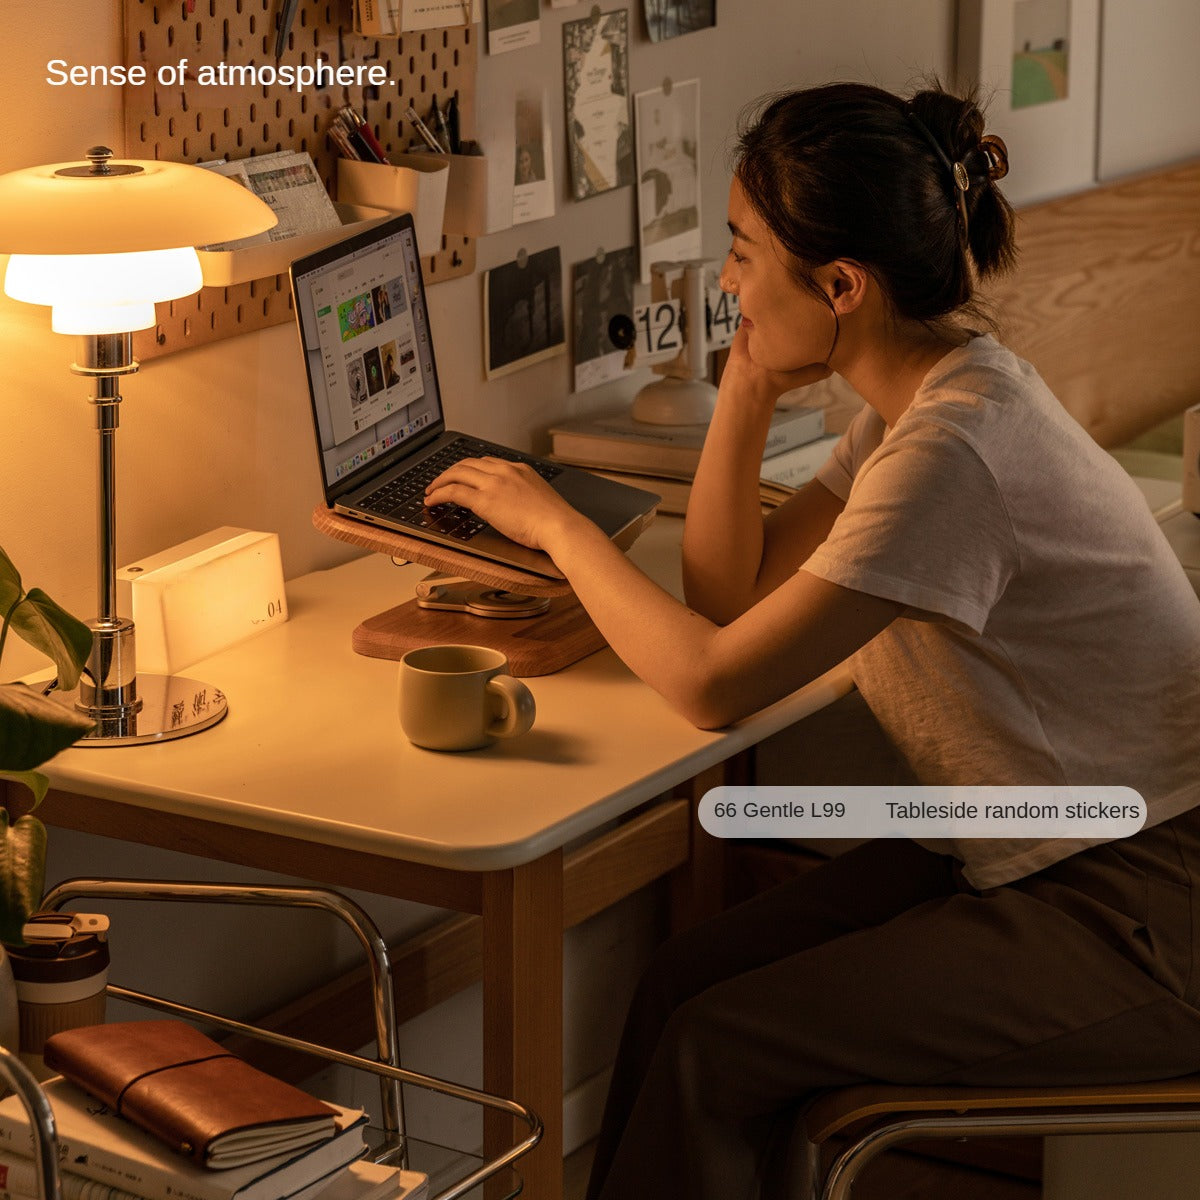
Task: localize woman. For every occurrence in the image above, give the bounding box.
[427,83,1200,1200]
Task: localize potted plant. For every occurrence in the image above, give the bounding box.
[0,545,93,945]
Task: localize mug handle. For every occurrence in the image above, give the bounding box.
[486,675,536,739]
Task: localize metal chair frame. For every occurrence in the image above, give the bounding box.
[796,1078,1200,1200]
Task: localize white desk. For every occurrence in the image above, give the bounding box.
[18,516,851,1200]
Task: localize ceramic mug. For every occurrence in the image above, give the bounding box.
[399,644,535,751]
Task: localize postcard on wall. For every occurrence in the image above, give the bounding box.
[484,247,566,380]
[1011,0,1070,108]
[486,0,540,53]
[513,88,556,226]
[563,9,634,200]
[634,80,702,282]
[572,247,637,392]
[643,0,716,42]
[356,0,480,35]
[956,0,1098,206]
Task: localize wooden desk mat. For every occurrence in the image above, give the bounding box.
[312,505,605,675]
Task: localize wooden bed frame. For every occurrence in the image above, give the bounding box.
[790,157,1200,452]
[985,158,1200,449]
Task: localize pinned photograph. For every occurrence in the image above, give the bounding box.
[484,247,566,380]
[634,79,702,282]
[572,247,637,392]
[513,88,556,226]
[563,10,634,200]
[643,0,716,42]
[1011,0,1071,107]
[486,0,540,54]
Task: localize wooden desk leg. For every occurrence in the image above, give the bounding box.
[483,850,564,1200]
[669,750,755,932]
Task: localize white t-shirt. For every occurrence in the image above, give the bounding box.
[804,334,1200,888]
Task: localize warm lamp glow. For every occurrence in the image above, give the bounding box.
[0,148,278,745]
[0,154,278,255]
[4,248,205,333]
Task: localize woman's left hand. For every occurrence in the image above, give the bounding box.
[424,457,583,555]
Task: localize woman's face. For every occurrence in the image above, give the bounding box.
[720,176,835,373]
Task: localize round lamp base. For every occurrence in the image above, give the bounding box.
[52,673,228,746]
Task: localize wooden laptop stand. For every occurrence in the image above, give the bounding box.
[313,505,606,676]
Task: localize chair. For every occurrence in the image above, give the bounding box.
[791,1075,1200,1199]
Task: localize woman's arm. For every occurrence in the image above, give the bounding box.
[423,459,900,728]
[682,326,840,622]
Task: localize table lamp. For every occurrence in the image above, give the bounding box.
[0,147,277,745]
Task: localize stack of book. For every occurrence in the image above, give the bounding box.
[547,405,840,516]
[0,1021,427,1200]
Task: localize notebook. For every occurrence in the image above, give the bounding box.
[290,213,660,580]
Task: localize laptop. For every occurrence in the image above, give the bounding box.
[290,213,660,580]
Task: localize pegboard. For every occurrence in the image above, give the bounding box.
[122,0,478,361]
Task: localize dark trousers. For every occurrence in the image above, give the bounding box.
[586,810,1200,1200]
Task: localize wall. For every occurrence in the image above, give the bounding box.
[0,0,955,676]
[1098,0,1200,181]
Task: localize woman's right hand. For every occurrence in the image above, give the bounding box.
[720,323,832,410]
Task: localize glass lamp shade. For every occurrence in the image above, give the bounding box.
[0,155,277,256]
[0,152,275,335]
[4,249,204,334]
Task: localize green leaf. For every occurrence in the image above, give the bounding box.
[0,548,21,620]
[8,589,92,690]
[0,682,95,772]
[0,770,48,807]
[0,809,46,945]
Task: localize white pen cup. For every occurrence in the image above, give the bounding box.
[399,645,535,751]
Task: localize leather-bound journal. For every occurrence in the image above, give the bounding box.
[43,1020,339,1169]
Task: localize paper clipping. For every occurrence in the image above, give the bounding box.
[643,0,716,42]
[563,9,634,200]
[487,0,540,53]
[572,247,637,392]
[356,0,480,35]
[634,80,701,282]
[199,151,339,250]
[484,247,566,380]
[513,88,555,226]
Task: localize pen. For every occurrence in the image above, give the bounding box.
[342,105,390,164]
[446,94,461,155]
[406,104,448,154]
[430,96,452,154]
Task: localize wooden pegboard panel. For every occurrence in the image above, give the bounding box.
[122,0,478,360]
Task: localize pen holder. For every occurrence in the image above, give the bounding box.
[339,156,449,257]
[444,153,489,238]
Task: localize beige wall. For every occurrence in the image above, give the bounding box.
[0,0,954,677]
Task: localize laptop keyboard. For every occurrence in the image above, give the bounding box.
[359,436,563,542]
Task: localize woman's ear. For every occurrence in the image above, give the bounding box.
[819,260,870,315]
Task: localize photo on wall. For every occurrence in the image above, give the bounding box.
[563,9,634,200]
[634,79,702,282]
[513,87,556,226]
[486,0,540,54]
[572,247,637,393]
[1011,0,1070,108]
[484,247,566,380]
[643,0,716,42]
[956,0,1099,205]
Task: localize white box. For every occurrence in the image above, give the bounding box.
[119,528,288,675]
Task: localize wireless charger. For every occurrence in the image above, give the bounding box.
[313,505,606,676]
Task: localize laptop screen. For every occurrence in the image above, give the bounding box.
[291,215,444,499]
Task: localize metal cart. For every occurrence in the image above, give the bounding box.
[36,878,543,1200]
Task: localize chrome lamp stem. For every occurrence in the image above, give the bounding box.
[52,334,229,745]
